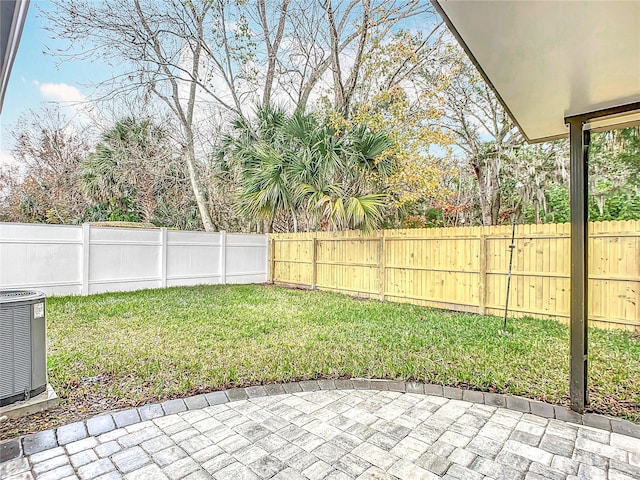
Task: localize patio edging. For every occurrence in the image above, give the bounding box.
[1,378,639,465]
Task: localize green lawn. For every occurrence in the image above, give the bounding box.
[2,284,639,439]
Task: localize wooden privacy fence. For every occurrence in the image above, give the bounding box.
[270,220,640,332]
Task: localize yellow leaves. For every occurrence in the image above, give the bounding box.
[331,80,457,211]
[327,111,351,135]
[320,27,462,216]
[46,209,61,224]
[366,144,456,208]
[385,153,455,207]
[364,31,421,76]
[350,88,413,136]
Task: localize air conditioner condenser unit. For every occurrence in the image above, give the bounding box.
[0,290,47,406]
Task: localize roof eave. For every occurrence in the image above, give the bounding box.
[430,0,542,144]
[0,0,30,113]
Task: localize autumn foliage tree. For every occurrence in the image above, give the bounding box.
[0,108,90,224]
[322,27,457,225]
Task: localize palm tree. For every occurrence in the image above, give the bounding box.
[222,105,395,232]
[81,118,177,223]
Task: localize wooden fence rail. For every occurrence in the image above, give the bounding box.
[270,220,640,332]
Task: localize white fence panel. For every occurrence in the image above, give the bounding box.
[88,227,163,294]
[225,233,269,284]
[0,222,268,296]
[0,223,83,296]
[166,230,223,287]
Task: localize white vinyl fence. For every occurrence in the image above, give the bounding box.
[0,222,268,296]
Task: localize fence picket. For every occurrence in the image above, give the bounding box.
[271,222,640,332]
[0,222,268,296]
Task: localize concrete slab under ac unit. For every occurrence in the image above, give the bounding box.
[0,384,58,420]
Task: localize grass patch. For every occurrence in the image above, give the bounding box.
[2,284,638,438]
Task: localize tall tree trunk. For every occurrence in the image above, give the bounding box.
[472,161,493,226]
[341,0,369,118]
[184,11,215,231]
[134,0,215,231]
[490,189,501,225]
[258,0,290,107]
[184,140,214,231]
[323,1,345,111]
[297,60,330,112]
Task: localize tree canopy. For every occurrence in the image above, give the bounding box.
[2,2,639,230]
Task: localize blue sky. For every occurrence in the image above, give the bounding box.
[0,1,112,166]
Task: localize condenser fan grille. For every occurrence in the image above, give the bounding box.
[0,290,43,302]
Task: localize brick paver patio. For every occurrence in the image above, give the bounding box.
[1,382,639,479]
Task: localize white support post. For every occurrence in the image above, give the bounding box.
[160,227,168,288]
[81,223,90,295]
[220,231,227,284]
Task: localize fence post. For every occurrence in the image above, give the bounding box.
[270,236,276,284]
[220,230,227,284]
[379,233,386,301]
[311,237,318,289]
[160,227,168,288]
[81,223,90,296]
[265,233,270,283]
[478,233,487,315]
